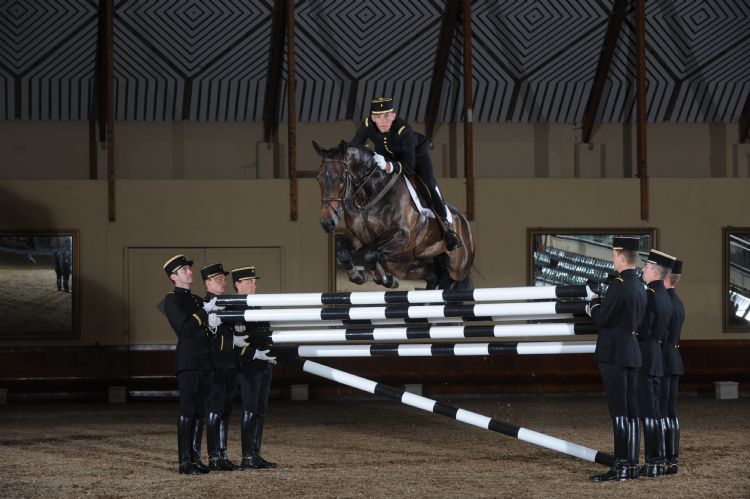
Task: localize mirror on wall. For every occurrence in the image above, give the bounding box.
[527,228,657,294]
[724,227,750,332]
[0,230,79,338]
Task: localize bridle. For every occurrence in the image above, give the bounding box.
[318,156,379,209]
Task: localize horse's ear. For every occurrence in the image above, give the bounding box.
[338,140,348,154]
[312,141,323,156]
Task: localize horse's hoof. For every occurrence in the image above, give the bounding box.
[349,272,368,285]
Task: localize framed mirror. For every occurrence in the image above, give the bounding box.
[0,230,79,338]
[723,227,750,332]
[527,228,657,294]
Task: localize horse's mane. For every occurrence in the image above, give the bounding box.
[344,142,373,168]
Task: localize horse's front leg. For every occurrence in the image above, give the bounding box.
[336,235,367,285]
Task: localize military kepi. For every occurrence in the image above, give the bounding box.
[200,262,228,280]
[163,254,193,276]
[231,266,260,283]
[671,259,683,275]
[612,236,640,252]
[370,96,394,114]
[644,249,677,270]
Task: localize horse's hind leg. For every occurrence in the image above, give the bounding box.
[337,236,367,285]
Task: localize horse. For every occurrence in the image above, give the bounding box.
[313,140,475,290]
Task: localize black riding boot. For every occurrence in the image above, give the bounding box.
[240,411,265,469]
[591,416,628,482]
[429,186,462,251]
[190,417,210,474]
[639,418,661,477]
[627,417,641,479]
[206,412,226,471]
[219,417,239,470]
[665,417,680,474]
[657,418,668,475]
[253,414,278,469]
[178,416,197,474]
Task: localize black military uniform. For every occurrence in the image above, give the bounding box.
[589,236,647,482]
[162,254,214,475]
[351,96,461,250]
[663,260,685,475]
[201,263,240,472]
[231,266,278,470]
[637,249,676,477]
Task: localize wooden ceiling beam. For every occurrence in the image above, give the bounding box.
[581,0,628,144]
[425,0,460,141]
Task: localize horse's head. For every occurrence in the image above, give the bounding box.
[313,140,373,233]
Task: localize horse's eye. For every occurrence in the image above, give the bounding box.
[339,176,346,183]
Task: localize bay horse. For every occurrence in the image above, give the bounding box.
[314,141,475,289]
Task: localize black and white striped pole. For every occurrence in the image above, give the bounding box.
[277,355,613,467]
[261,322,596,344]
[215,284,596,307]
[217,301,588,323]
[266,314,569,329]
[271,340,596,358]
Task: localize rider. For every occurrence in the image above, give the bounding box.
[351,96,462,251]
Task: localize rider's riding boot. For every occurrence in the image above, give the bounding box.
[240,411,264,469]
[190,417,210,474]
[591,416,629,482]
[178,416,198,474]
[441,221,462,251]
[627,417,641,480]
[252,414,278,469]
[429,185,463,251]
[639,418,661,477]
[219,417,239,470]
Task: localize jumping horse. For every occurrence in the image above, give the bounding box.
[313,141,475,289]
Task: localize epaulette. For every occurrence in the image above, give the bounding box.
[192,313,204,326]
[615,277,623,282]
[364,118,369,127]
[397,125,406,135]
[647,287,655,293]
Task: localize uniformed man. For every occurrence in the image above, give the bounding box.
[663,259,685,475]
[229,266,278,469]
[200,263,240,471]
[638,249,676,477]
[351,96,462,251]
[587,236,647,482]
[162,254,221,474]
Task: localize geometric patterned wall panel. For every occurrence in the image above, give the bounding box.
[1,0,749,124]
[0,0,97,120]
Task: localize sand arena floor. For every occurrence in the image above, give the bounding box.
[0,394,748,498]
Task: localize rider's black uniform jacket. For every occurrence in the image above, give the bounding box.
[205,291,239,370]
[591,268,646,368]
[351,117,429,176]
[663,288,685,376]
[164,287,213,374]
[224,303,272,372]
[638,280,673,377]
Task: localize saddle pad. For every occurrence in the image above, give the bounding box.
[403,176,453,223]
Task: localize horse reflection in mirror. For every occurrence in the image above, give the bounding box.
[314,141,474,289]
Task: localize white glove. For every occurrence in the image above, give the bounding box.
[373,153,388,171]
[202,297,224,313]
[208,313,222,328]
[233,335,249,348]
[234,324,246,333]
[253,349,277,365]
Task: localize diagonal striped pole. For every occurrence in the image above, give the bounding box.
[261,323,596,344]
[267,314,570,329]
[277,355,614,467]
[271,341,596,358]
[215,285,596,307]
[217,301,588,323]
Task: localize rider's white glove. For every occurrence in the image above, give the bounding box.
[202,297,224,313]
[253,349,277,365]
[373,153,388,171]
[208,313,222,328]
[233,335,249,348]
